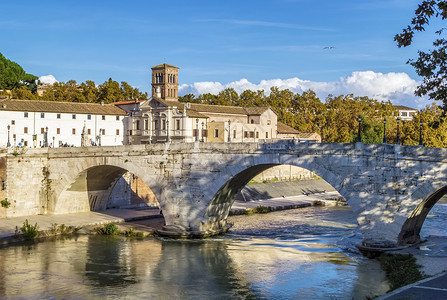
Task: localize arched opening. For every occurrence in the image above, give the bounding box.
[55,165,160,215]
[204,163,347,225]
[108,172,160,210]
[201,163,382,299]
[398,185,447,245]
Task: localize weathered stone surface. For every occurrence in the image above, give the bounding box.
[2,142,447,247]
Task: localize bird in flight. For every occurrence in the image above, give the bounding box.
[323,46,335,50]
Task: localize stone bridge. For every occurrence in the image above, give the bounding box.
[1,141,447,249]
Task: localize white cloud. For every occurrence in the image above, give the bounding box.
[38,74,58,84]
[179,71,432,109]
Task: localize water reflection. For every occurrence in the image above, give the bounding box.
[0,206,394,299]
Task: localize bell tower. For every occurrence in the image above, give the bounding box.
[151,63,179,101]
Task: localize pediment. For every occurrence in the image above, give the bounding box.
[140,97,168,109]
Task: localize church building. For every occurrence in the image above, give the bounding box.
[115,63,284,144]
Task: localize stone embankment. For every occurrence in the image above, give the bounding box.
[0,179,343,244]
[231,179,345,214]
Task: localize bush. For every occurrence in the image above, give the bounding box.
[21,219,39,240]
[254,206,270,213]
[1,199,11,208]
[378,253,426,291]
[95,222,118,235]
[50,223,82,236]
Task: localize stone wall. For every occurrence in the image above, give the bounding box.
[108,172,159,209]
[251,165,317,182]
[2,142,447,248]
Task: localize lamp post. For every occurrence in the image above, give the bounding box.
[166,120,170,143]
[396,118,400,145]
[357,116,362,143]
[7,125,11,147]
[228,120,231,143]
[44,126,48,147]
[383,118,387,144]
[201,122,204,142]
[98,128,102,146]
[419,121,423,146]
[195,119,199,142]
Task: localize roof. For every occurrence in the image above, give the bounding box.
[151,63,179,69]
[112,99,146,105]
[393,105,418,111]
[160,99,271,116]
[297,132,319,139]
[276,122,300,134]
[0,99,127,115]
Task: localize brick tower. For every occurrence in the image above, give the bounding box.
[151,63,179,101]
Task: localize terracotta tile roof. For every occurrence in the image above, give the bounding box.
[160,99,272,116]
[277,122,300,134]
[112,99,146,105]
[0,99,127,115]
[393,105,418,111]
[297,132,319,139]
[151,63,179,69]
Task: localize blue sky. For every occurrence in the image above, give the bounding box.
[0,0,438,108]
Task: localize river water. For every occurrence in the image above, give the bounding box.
[0,203,446,299]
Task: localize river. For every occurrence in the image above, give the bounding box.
[0,202,445,299]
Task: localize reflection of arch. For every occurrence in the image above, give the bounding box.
[398,185,447,245]
[53,164,160,215]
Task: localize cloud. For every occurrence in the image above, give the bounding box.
[193,18,334,32]
[179,71,432,109]
[39,74,58,84]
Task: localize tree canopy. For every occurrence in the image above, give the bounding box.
[395,1,447,109]
[0,52,38,91]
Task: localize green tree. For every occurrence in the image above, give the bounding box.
[10,86,36,100]
[395,1,447,108]
[178,93,198,103]
[80,80,99,103]
[0,52,38,91]
[98,78,123,103]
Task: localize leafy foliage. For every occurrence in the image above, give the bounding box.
[378,253,426,291]
[395,1,447,109]
[95,222,118,235]
[0,199,11,208]
[180,87,440,145]
[0,52,38,91]
[20,219,39,240]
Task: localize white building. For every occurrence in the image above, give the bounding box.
[394,105,418,121]
[0,98,127,148]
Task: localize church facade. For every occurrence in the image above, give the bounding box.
[116,63,294,144]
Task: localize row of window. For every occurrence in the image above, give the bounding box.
[21,127,120,135]
[23,112,120,121]
[190,129,268,139]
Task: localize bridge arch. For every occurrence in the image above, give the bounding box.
[200,154,349,233]
[51,162,162,215]
[398,183,447,245]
